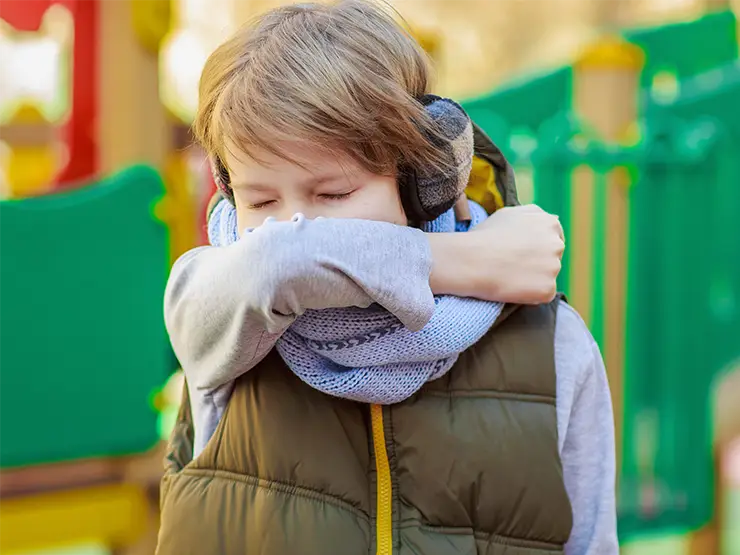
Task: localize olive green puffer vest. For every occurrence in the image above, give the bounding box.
[157,300,573,555]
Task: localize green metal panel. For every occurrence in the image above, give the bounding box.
[531,115,740,539]
[623,116,740,537]
[461,5,740,543]
[0,165,174,468]
[621,119,712,537]
[652,60,740,134]
[462,11,737,146]
[461,66,572,140]
[627,10,738,88]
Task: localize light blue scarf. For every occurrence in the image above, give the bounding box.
[209,199,503,404]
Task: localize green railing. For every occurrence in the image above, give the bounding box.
[453,5,739,541]
[0,165,174,468]
[628,9,738,89]
[648,59,740,129]
[529,114,740,538]
[461,10,738,148]
[462,67,571,148]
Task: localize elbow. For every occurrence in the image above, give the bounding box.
[162,240,287,388]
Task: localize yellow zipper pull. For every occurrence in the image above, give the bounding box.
[370,404,393,555]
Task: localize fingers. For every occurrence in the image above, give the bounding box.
[517,204,543,212]
[553,218,565,255]
[554,236,565,259]
[530,206,565,252]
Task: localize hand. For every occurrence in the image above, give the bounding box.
[472,204,564,303]
[428,204,564,304]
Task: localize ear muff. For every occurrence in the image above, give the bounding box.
[397,94,475,223]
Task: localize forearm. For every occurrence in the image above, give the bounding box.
[164,246,283,390]
[428,231,517,301]
[427,232,479,298]
[428,222,561,304]
[165,217,438,389]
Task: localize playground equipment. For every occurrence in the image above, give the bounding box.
[0,0,99,193]
[0,5,71,198]
[151,0,222,257]
[0,165,174,554]
[0,0,205,262]
[460,6,740,550]
[2,0,738,552]
[461,8,739,158]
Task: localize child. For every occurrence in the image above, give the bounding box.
[158,2,617,554]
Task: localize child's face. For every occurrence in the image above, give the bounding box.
[225,142,407,231]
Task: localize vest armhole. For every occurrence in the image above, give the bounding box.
[164,380,195,474]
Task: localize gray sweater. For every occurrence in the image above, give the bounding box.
[164,217,618,555]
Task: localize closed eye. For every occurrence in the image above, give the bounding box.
[319,191,354,201]
[246,200,276,210]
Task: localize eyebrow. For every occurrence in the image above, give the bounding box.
[230,182,274,192]
[231,174,347,191]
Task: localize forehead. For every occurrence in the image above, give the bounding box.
[224,141,362,186]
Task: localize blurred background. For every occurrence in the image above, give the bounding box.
[1,0,739,553]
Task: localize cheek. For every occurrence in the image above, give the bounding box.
[234,202,262,233]
[386,197,408,226]
[381,187,407,226]
[349,182,406,225]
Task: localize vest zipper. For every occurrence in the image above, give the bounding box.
[370,404,393,555]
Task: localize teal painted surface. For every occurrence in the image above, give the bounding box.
[462,66,572,143]
[620,117,735,538]
[529,113,740,539]
[465,21,740,536]
[461,10,738,150]
[0,166,174,468]
[627,10,738,88]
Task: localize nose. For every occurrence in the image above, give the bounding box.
[277,202,322,221]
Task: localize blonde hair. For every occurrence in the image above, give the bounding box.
[193,0,446,179]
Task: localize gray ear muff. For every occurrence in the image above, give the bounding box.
[399,95,474,222]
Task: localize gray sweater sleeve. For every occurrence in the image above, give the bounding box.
[164,216,436,391]
[554,302,619,555]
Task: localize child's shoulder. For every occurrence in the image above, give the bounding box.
[555,299,599,354]
[553,299,604,391]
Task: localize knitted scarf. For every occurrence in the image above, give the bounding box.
[209,199,503,404]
